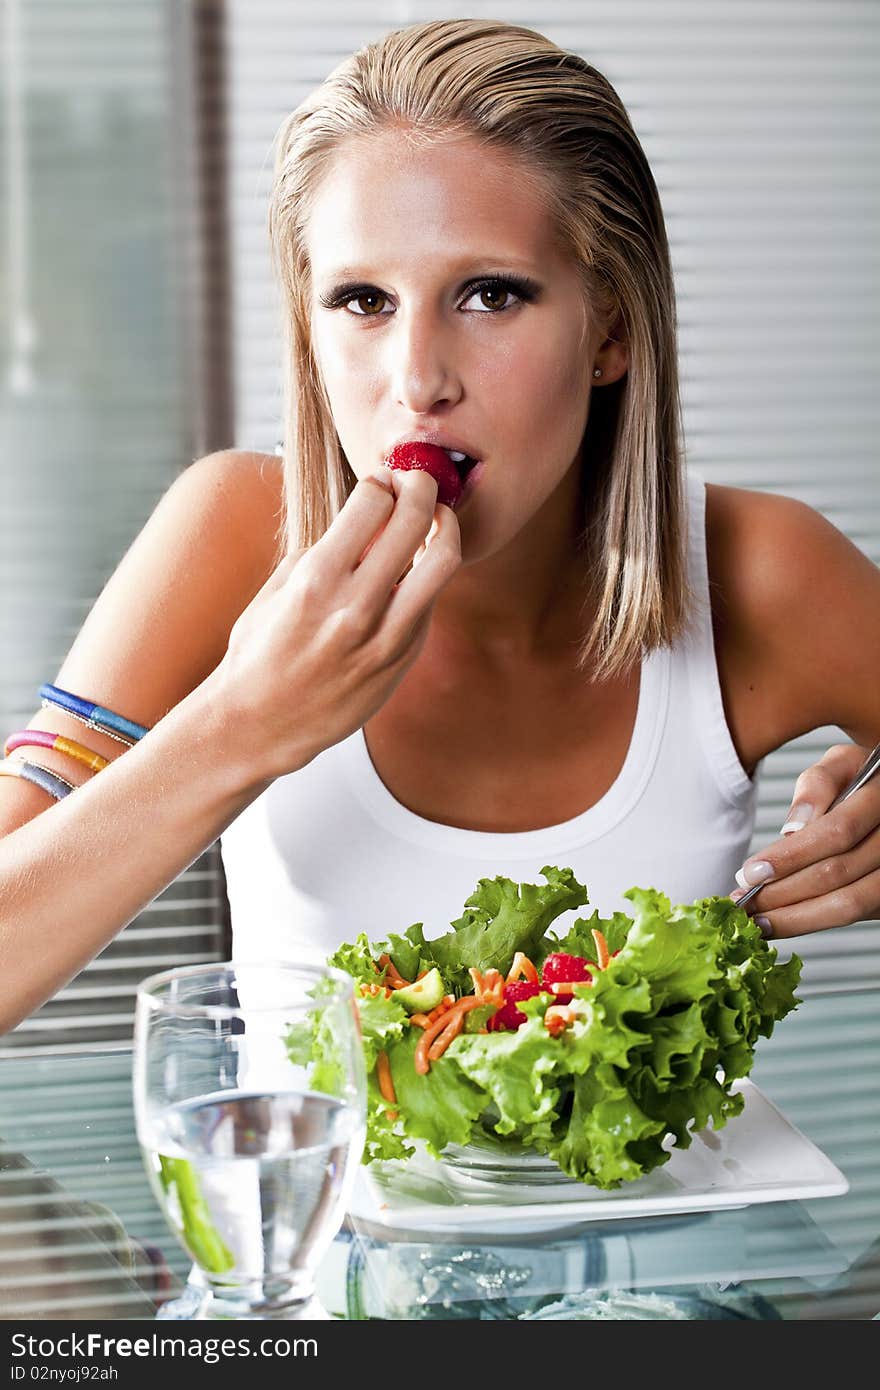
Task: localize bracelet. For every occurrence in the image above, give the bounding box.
[0,758,76,801]
[4,730,109,773]
[38,683,149,746]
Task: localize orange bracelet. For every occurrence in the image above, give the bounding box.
[3,729,109,773]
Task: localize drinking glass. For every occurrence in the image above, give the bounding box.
[133,959,366,1320]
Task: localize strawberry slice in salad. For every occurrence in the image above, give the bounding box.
[487,980,542,1032]
[540,951,595,1005]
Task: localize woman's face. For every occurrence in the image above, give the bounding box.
[306,128,623,563]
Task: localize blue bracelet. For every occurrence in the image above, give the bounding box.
[38,683,150,745]
[0,758,75,801]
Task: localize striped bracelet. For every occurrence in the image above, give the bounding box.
[38,683,150,746]
[0,759,76,801]
[4,730,109,773]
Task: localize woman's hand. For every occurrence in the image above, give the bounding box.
[215,464,461,781]
[731,742,880,937]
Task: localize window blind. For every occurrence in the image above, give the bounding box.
[226,0,879,993]
[1,1,875,1042]
[0,3,876,1317]
[0,0,231,1054]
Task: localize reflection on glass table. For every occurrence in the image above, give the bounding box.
[0,987,878,1320]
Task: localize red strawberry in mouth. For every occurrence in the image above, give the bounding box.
[385,442,474,509]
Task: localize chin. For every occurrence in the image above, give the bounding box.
[454,508,526,566]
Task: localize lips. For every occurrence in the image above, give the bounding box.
[384,442,478,509]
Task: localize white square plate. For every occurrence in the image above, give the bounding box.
[347,1079,849,1238]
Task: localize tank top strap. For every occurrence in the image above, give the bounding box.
[682,469,754,807]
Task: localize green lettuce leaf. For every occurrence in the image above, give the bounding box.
[384,1030,486,1157]
[293,868,804,1190]
[418,866,590,995]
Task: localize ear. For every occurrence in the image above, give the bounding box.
[593,310,628,385]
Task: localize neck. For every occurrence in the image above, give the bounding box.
[433,467,593,662]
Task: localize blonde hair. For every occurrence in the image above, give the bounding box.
[268,18,690,678]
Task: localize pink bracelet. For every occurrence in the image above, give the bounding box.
[4,729,109,773]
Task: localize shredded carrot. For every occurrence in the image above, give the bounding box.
[428,1009,465,1060]
[426,994,456,1023]
[415,996,492,1074]
[378,953,411,990]
[376,1049,397,1106]
[483,968,504,992]
[407,995,456,1030]
[359,982,393,999]
[469,967,504,999]
[412,972,506,1073]
[544,1004,577,1037]
[592,928,610,971]
[506,952,539,984]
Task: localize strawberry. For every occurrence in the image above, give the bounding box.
[385,442,464,509]
[487,980,541,1032]
[540,952,594,1005]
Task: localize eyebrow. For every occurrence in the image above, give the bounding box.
[316,258,542,282]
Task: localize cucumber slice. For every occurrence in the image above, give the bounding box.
[392,967,446,1013]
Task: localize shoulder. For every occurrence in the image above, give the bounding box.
[0,449,285,838]
[704,481,843,611]
[173,448,285,556]
[154,447,286,611]
[56,448,286,723]
[704,482,880,759]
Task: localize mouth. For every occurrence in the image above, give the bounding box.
[384,441,481,509]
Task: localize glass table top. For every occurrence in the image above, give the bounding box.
[1,986,878,1321]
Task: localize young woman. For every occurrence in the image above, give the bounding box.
[0,18,877,1033]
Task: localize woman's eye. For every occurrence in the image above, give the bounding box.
[343,291,391,317]
[461,281,518,313]
[335,277,530,318]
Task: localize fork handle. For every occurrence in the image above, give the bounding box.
[736,741,880,912]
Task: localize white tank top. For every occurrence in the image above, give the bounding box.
[220,470,758,958]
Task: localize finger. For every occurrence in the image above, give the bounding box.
[380,502,461,643]
[354,467,442,599]
[250,547,305,601]
[744,863,880,939]
[734,820,880,916]
[779,742,867,835]
[313,468,397,575]
[733,756,880,895]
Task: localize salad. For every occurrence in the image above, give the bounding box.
[287,866,802,1190]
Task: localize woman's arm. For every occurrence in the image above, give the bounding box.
[0,670,274,1032]
[0,449,284,1030]
[0,449,284,839]
[708,483,880,936]
[0,451,460,1029]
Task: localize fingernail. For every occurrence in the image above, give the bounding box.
[729,888,746,903]
[735,860,774,889]
[755,916,773,938]
[780,802,814,835]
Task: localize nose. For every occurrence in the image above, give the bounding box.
[390,305,463,413]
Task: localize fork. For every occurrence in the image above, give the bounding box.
[736,740,880,912]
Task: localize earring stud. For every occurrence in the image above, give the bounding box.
[593,368,602,378]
